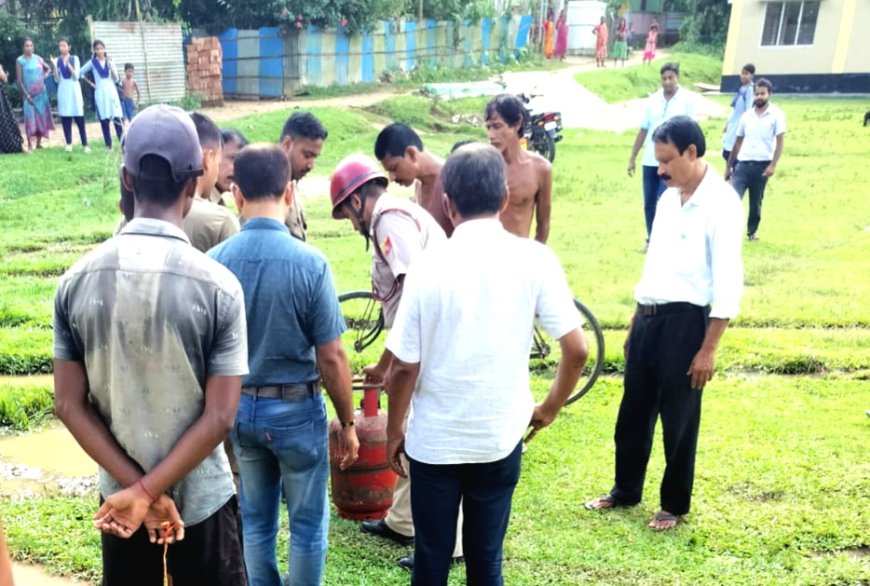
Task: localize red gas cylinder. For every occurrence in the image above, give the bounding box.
[328,387,397,520]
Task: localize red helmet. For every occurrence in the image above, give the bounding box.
[330,154,388,219]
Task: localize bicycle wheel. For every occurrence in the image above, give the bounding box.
[338,290,385,356]
[530,298,605,405]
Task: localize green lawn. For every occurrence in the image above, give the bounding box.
[573,52,724,103]
[0,89,868,584]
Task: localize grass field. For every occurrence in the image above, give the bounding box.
[573,52,724,103]
[0,79,868,584]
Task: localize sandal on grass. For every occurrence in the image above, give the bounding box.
[584,494,620,510]
[648,511,680,531]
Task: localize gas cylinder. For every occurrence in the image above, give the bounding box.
[328,387,397,520]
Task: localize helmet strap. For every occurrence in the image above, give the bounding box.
[353,193,371,251]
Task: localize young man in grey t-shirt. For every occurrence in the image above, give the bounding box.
[53,105,248,585]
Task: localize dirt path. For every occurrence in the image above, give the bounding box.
[13,564,81,585]
[22,52,724,151]
[32,88,403,153]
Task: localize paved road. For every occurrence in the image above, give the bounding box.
[499,53,725,132]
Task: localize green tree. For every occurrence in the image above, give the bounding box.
[677,0,731,48]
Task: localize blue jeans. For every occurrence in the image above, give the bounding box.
[232,392,329,586]
[409,442,523,586]
[122,97,136,121]
[642,165,668,239]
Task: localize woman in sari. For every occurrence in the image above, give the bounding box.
[16,38,54,151]
[0,64,24,154]
[544,11,555,58]
[554,10,569,60]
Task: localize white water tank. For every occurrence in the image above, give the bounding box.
[567,0,607,55]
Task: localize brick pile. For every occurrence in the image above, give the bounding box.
[187,36,224,107]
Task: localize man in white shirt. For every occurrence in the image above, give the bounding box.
[586,116,743,531]
[627,62,696,246]
[385,144,588,585]
[725,78,787,241]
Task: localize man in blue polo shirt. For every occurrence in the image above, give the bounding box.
[208,144,359,586]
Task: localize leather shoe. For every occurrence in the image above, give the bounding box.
[397,555,464,571]
[360,519,414,546]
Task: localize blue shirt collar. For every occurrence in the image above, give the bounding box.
[240,216,291,234]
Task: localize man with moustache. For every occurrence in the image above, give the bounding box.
[725,78,786,241]
[279,112,328,241]
[627,62,696,247]
[586,116,743,532]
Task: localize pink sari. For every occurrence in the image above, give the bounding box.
[554,17,568,58]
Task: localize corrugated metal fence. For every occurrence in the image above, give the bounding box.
[219,15,534,99]
[89,20,186,104]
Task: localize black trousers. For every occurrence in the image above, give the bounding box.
[101,495,246,586]
[610,304,708,516]
[731,160,770,236]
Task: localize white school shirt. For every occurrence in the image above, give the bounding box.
[640,87,696,167]
[635,165,744,320]
[386,218,581,465]
[736,104,787,162]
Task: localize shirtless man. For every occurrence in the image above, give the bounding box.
[374,123,453,236]
[484,94,552,243]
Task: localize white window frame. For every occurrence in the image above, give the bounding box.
[760,0,819,47]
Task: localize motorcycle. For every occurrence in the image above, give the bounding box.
[518,93,563,163]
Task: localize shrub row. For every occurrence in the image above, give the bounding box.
[0,384,54,430]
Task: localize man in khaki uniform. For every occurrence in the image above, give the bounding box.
[330,154,462,570]
[279,112,328,241]
[208,128,249,209]
[183,113,240,253]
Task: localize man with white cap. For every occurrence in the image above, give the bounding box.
[53,105,249,584]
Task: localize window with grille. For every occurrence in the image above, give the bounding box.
[761,1,820,46]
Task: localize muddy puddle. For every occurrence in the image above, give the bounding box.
[0,422,95,498]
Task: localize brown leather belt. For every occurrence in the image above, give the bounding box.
[241,381,320,401]
[636,302,706,317]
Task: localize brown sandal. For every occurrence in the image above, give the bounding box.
[648,511,680,531]
[584,494,620,510]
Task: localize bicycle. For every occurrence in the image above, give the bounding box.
[338,290,605,405]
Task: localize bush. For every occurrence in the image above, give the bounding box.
[0,328,54,375]
[0,11,27,80]
[0,384,54,430]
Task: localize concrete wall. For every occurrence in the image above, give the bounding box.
[721,0,869,92]
[219,16,533,98]
[842,0,870,73]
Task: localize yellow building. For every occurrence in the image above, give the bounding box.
[722,0,870,92]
